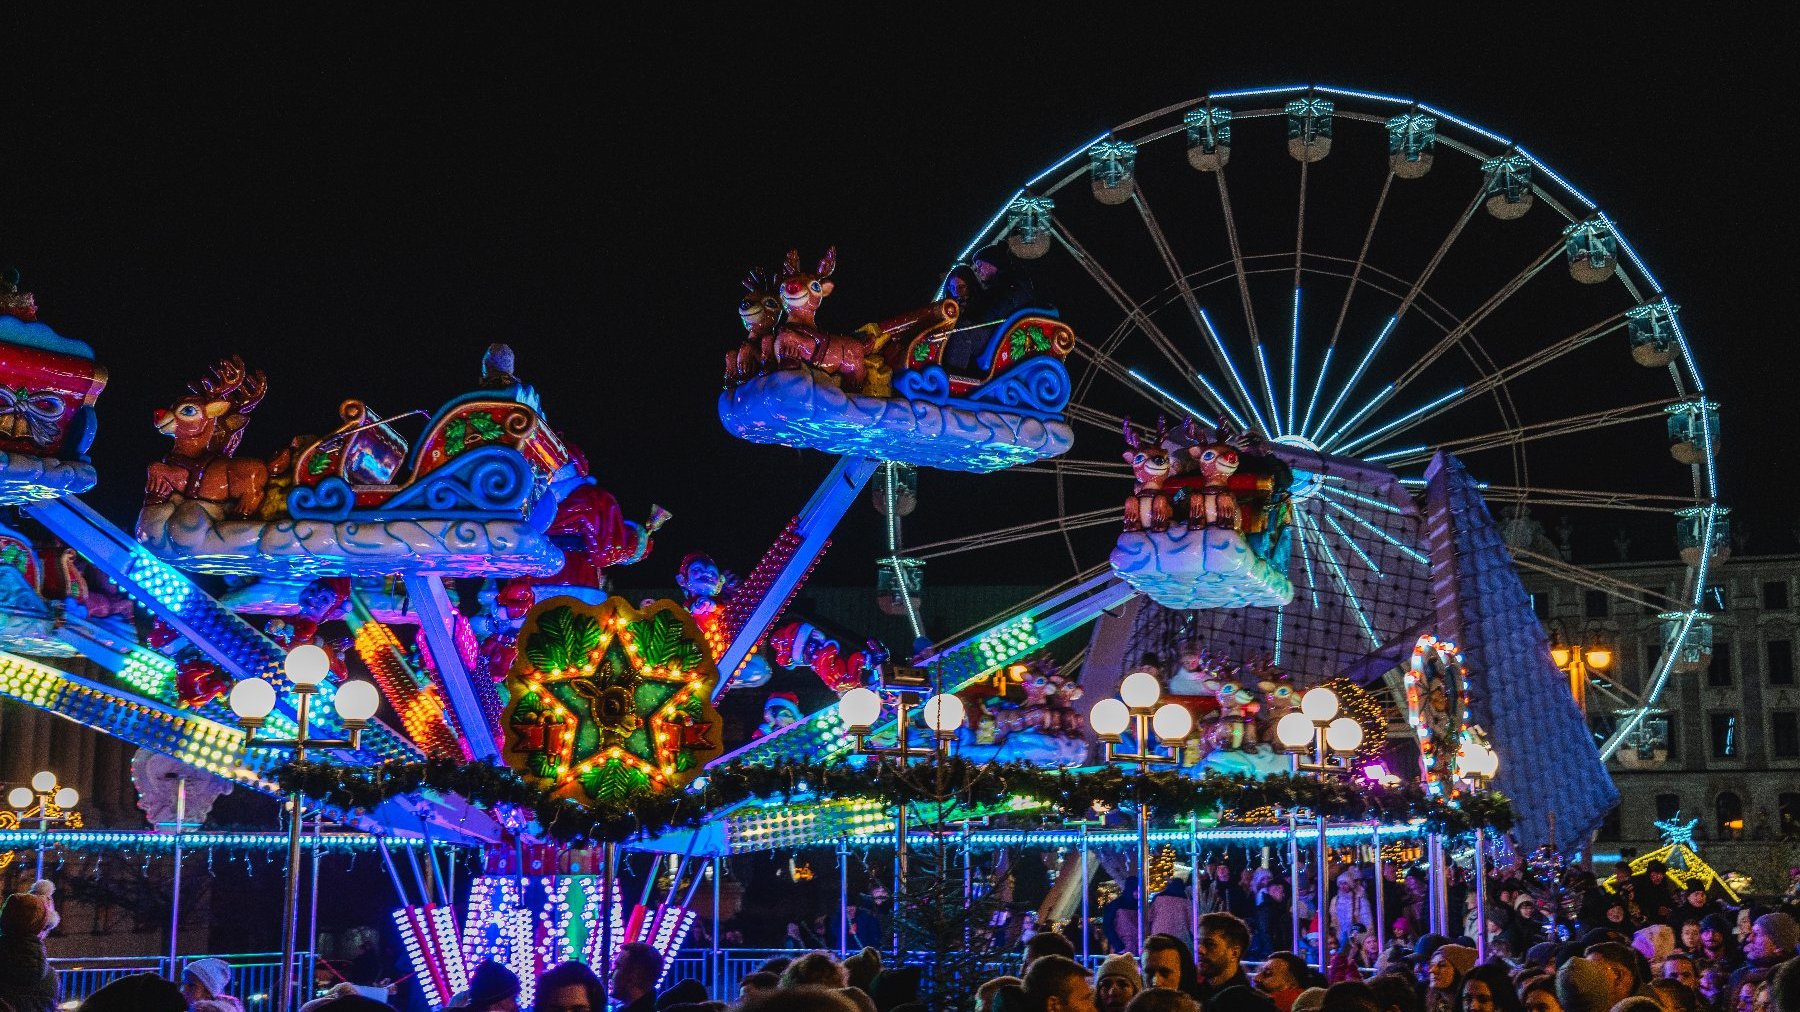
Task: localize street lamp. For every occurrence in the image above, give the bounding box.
[1090,670,1192,954]
[8,770,79,879]
[229,644,381,1012]
[1548,631,1614,713]
[836,687,966,956]
[1276,686,1366,974]
[1455,737,1501,961]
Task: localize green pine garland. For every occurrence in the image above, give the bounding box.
[276,757,1513,845]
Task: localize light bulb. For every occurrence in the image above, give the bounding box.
[1585,647,1612,671]
[1275,711,1315,750]
[1549,646,1572,668]
[1152,702,1193,743]
[1119,671,1163,710]
[1090,698,1131,740]
[53,787,77,809]
[921,693,966,734]
[7,787,32,810]
[837,687,882,731]
[229,677,278,721]
[1300,686,1339,722]
[30,771,56,793]
[1326,716,1364,753]
[284,644,332,687]
[334,680,381,723]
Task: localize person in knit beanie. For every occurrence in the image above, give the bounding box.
[1728,911,1799,997]
[1095,953,1144,1012]
[0,893,56,1012]
[1555,956,1613,1012]
[182,957,244,1012]
[1423,944,1474,1012]
[842,946,881,993]
[25,883,55,936]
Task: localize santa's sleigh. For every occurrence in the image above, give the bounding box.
[1110,453,1297,610]
[0,315,106,505]
[720,301,1078,473]
[137,384,577,578]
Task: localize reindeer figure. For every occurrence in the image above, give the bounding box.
[769,247,875,391]
[727,267,782,381]
[1121,416,1176,532]
[1182,418,1244,531]
[145,357,272,519]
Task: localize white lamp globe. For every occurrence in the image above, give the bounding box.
[1119,671,1163,710]
[1152,702,1193,743]
[1275,711,1315,750]
[53,787,78,810]
[922,693,966,734]
[229,677,278,720]
[1326,716,1364,753]
[30,771,56,793]
[7,787,32,810]
[1090,698,1131,740]
[1300,686,1339,722]
[334,680,381,723]
[837,687,883,731]
[284,644,332,686]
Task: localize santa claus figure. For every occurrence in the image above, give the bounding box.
[768,620,887,694]
[756,692,803,738]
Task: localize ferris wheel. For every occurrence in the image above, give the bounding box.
[883,85,1720,761]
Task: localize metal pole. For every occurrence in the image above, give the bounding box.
[893,801,908,958]
[1136,760,1148,954]
[278,692,310,1012]
[600,841,615,1005]
[169,778,186,967]
[1288,812,1301,958]
[1472,827,1489,961]
[309,817,324,974]
[1080,823,1091,963]
[1371,821,1385,959]
[1313,727,1329,975]
[1428,833,1449,936]
[711,855,723,995]
[35,811,46,881]
[1189,815,1201,948]
[838,839,849,953]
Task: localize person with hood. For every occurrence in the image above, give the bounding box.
[1150,878,1193,945]
[1252,879,1294,959]
[182,958,244,1012]
[1104,879,1142,956]
[1631,862,1679,929]
[1332,870,1374,951]
[0,892,56,1012]
[1726,911,1797,999]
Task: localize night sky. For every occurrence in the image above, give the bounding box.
[3,10,1790,596]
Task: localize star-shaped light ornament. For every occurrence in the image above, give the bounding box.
[1655,813,1700,850]
[500,596,724,805]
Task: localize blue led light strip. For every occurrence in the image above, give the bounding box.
[1318,495,1429,565]
[1194,372,1250,430]
[1128,369,1217,427]
[1323,511,1384,577]
[1299,344,1334,439]
[1197,309,1273,435]
[1336,387,1466,455]
[0,829,447,851]
[1287,288,1301,434]
[1308,317,1396,441]
[1297,511,1382,648]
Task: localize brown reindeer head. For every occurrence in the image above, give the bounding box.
[1122,416,1175,487]
[777,247,836,324]
[738,267,781,334]
[154,356,267,456]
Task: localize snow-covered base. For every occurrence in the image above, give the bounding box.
[955,730,1090,767]
[1195,744,1292,779]
[0,452,97,505]
[220,578,422,623]
[136,496,563,579]
[0,567,76,657]
[719,369,1074,473]
[1110,527,1294,609]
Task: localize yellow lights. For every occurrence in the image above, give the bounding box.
[1584,647,1613,670]
[1550,645,1572,668]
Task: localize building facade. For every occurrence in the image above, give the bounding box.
[1521,552,1800,892]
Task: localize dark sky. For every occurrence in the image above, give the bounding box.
[2,9,1790,597]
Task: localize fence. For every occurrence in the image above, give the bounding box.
[49,953,313,1009]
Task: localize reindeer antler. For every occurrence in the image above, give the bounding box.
[742,267,773,292]
[780,249,803,279]
[817,246,837,279]
[1121,416,1140,449]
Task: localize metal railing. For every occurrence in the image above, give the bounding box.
[49,953,314,1009]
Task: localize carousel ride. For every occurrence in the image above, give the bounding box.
[0,84,1721,996]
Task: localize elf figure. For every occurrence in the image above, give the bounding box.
[769,620,887,694]
[756,692,803,738]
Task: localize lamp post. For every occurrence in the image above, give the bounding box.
[1275,686,1367,974]
[836,686,966,957]
[1089,670,1193,955]
[7,770,79,880]
[1455,737,1501,960]
[228,644,381,1012]
[1548,632,1613,713]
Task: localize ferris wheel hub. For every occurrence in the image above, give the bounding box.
[1272,434,1326,502]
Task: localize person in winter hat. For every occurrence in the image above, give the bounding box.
[1554,956,1613,1012]
[0,892,57,1012]
[25,883,55,936]
[182,957,244,1012]
[299,983,395,1012]
[1728,911,1799,997]
[451,960,521,1010]
[1631,924,1675,969]
[1095,952,1144,1012]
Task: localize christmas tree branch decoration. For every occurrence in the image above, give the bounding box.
[275,754,1514,846]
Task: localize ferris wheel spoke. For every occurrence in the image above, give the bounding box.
[1288,154,1313,431]
[1291,505,1324,610]
[908,507,1120,560]
[1476,484,1701,515]
[1295,510,1382,649]
[1307,316,1397,442]
[1506,544,1687,613]
[1316,495,1429,565]
[1128,183,1230,381]
[1302,171,1395,436]
[1319,509,1385,578]
[1388,239,1563,395]
[1346,314,1631,454]
[1375,397,1678,465]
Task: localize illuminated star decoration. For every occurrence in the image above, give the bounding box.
[500,597,724,805]
[1655,813,1700,851]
